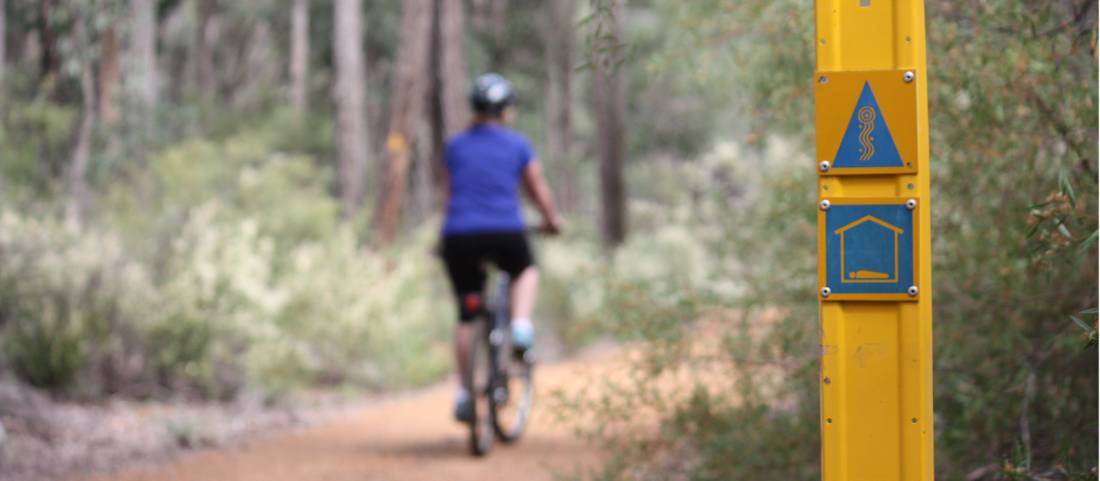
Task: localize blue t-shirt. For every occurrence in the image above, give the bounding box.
[442,124,535,235]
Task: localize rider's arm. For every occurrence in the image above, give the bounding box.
[521,160,563,234]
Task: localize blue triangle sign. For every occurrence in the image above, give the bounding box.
[833,82,903,169]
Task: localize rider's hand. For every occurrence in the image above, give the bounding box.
[540,215,563,236]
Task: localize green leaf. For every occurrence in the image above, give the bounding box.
[1070,315,1091,332]
[1058,170,1077,207]
[1078,229,1098,253]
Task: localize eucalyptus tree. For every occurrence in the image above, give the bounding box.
[332,0,370,218]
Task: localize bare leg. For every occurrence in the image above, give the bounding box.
[455,323,475,389]
[509,266,539,321]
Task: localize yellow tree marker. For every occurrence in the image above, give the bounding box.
[815,1,933,480]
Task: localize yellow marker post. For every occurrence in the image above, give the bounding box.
[815,1,933,480]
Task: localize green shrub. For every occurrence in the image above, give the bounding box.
[0,212,160,396]
[0,91,80,202]
[4,310,86,391]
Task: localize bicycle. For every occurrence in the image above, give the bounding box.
[464,271,536,457]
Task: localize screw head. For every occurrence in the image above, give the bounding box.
[905,198,918,210]
[907,285,919,297]
[904,71,916,83]
[821,287,832,297]
[819,75,829,84]
[819,160,831,172]
[819,199,831,211]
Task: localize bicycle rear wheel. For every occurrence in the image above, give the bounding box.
[467,322,494,456]
[489,335,534,443]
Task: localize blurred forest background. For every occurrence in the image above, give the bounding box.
[0,0,1095,480]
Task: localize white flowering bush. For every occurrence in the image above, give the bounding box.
[0,212,159,396]
[260,225,451,394]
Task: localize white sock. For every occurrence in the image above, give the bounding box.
[512,318,533,331]
[456,387,470,402]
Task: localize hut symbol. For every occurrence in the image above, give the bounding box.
[834,215,903,283]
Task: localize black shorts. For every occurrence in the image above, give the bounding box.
[441,232,534,322]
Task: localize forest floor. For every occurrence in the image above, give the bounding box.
[58,347,618,481]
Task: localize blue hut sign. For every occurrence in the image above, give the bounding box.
[822,201,916,298]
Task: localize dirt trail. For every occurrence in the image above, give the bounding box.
[80,352,610,481]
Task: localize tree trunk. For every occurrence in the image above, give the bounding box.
[436,0,468,139]
[0,0,6,86]
[193,0,216,95]
[97,27,120,124]
[66,47,96,232]
[471,0,508,69]
[130,0,158,111]
[38,0,60,85]
[289,0,309,116]
[544,0,576,211]
[332,0,371,219]
[235,19,277,108]
[593,0,626,248]
[412,114,434,215]
[0,0,6,192]
[376,0,432,245]
[426,0,468,208]
[487,0,508,68]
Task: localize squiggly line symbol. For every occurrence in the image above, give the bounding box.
[857,106,875,160]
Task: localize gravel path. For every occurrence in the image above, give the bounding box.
[71,352,610,481]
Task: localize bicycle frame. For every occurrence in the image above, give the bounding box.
[486,272,511,402]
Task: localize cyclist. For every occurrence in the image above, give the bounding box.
[440,73,563,423]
